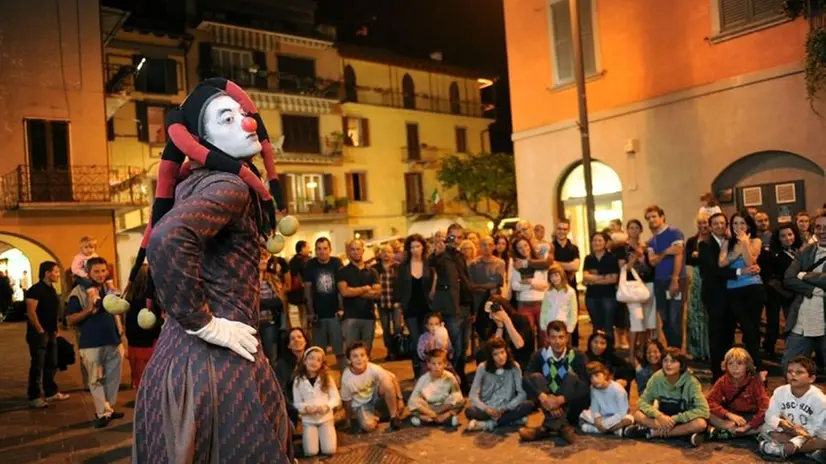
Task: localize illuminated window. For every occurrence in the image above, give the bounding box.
[548,0,598,85]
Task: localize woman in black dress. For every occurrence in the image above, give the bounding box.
[762,222,802,359]
[394,234,434,375]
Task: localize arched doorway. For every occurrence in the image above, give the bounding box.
[557,160,623,255]
[0,233,62,317]
[711,151,825,225]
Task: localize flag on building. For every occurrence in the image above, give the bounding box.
[432,189,443,212]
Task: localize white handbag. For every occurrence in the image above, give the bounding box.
[616,265,651,304]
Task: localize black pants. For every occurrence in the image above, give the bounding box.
[27,331,58,400]
[763,285,792,354]
[705,294,733,382]
[728,285,766,372]
[522,372,589,428]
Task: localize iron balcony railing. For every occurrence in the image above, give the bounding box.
[0,165,148,209]
[344,88,490,118]
[210,66,342,99]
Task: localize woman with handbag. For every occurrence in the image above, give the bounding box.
[685,213,711,361]
[616,251,652,364]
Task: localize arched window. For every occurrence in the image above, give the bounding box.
[343,65,357,102]
[402,74,415,109]
[449,81,460,115]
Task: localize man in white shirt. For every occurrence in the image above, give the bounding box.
[781,213,826,373]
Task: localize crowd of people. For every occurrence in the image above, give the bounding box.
[19,198,826,460]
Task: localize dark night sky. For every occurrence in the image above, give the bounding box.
[317,0,513,152]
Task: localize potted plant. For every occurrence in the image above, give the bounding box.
[323,195,335,213]
[334,197,348,213]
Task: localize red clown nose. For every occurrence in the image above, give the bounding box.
[241,116,258,133]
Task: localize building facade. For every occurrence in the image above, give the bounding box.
[0,0,140,293]
[504,0,826,251]
[108,0,494,278]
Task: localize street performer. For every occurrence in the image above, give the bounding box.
[130,78,293,462]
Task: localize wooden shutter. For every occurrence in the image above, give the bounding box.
[359,173,368,201]
[361,118,370,146]
[135,101,149,142]
[579,0,596,75]
[252,51,268,89]
[752,0,782,18]
[406,123,420,160]
[342,116,352,146]
[345,173,354,201]
[164,59,178,94]
[721,0,749,29]
[551,1,574,82]
[323,173,335,197]
[198,43,213,81]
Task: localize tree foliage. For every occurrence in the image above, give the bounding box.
[437,152,518,232]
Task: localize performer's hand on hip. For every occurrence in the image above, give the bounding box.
[188,317,259,362]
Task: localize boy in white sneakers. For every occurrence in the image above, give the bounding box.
[759,355,826,461]
[408,349,465,428]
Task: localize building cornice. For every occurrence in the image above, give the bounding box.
[512,62,804,142]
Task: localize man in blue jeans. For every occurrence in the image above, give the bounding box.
[645,205,686,349]
[429,224,473,391]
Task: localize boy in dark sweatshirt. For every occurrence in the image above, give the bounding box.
[518,320,590,445]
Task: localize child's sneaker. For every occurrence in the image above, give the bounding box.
[705,426,732,441]
[759,438,787,459]
[807,450,826,464]
[579,423,600,434]
[621,425,648,439]
[690,432,704,448]
[448,415,460,428]
[410,416,422,427]
[388,416,402,432]
[466,419,487,432]
[483,420,496,432]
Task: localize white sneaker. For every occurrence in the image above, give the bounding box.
[410,416,422,427]
[580,423,600,434]
[449,416,460,428]
[46,392,70,402]
[466,419,481,432]
[483,420,496,432]
[759,438,786,459]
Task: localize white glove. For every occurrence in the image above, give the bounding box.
[186,317,259,362]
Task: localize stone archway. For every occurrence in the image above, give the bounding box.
[711,151,825,224]
[0,232,63,295]
[556,160,624,256]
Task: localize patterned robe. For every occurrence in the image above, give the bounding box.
[132,169,293,463]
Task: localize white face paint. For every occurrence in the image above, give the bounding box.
[202,95,261,159]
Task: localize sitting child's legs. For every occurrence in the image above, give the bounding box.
[302,423,320,456]
[378,373,403,418]
[355,407,379,432]
[465,406,491,421]
[318,421,337,455]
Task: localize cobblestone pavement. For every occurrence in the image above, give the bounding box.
[0,320,790,463]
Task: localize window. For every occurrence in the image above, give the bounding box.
[449,82,461,115]
[405,123,420,161]
[286,173,326,212]
[26,119,69,170]
[343,65,358,102]
[346,172,368,202]
[135,103,172,144]
[455,127,468,153]
[211,47,259,87]
[281,115,320,153]
[343,117,370,147]
[719,0,784,33]
[402,74,416,109]
[353,229,374,240]
[133,56,179,95]
[277,55,316,92]
[549,0,597,85]
[405,173,425,214]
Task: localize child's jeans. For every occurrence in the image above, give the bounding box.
[465,401,535,426]
[302,420,336,456]
[579,409,633,432]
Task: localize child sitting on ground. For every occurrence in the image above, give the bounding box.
[579,361,634,436]
[340,342,405,433]
[465,337,533,432]
[635,339,664,396]
[292,346,340,457]
[705,347,769,441]
[416,312,454,377]
[408,349,464,428]
[586,330,635,393]
[624,347,709,447]
[518,321,590,445]
[758,356,826,461]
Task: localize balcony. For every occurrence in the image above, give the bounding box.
[211,66,340,114]
[0,165,148,212]
[274,134,344,165]
[345,89,491,118]
[285,200,348,222]
[400,145,449,165]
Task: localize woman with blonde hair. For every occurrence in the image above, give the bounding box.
[540,263,577,344]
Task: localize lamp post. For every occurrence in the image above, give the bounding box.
[569,0,597,238]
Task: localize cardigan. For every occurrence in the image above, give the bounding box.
[292,374,341,425]
[705,373,769,429]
